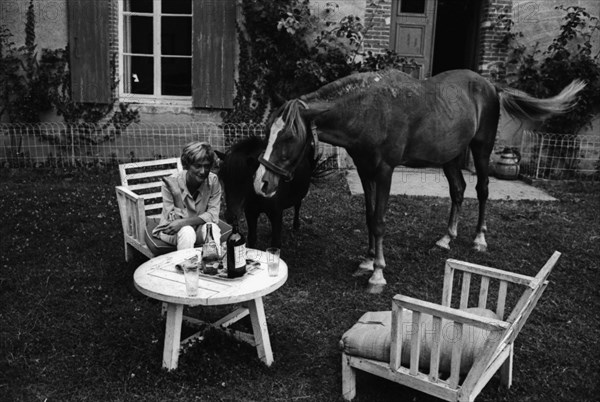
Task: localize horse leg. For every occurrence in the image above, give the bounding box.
[292,202,301,230]
[267,209,283,248]
[245,205,259,248]
[436,159,466,250]
[366,165,393,294]
[471,143,492,252]
[353,168,376,276]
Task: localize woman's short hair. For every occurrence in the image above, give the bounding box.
[181,141,216,169]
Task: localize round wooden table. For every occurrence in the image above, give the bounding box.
[134,247,288,370]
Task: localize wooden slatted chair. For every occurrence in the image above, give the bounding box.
[115,158,231,261]
[340,251,561,401]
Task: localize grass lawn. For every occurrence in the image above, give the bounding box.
[1,169,599,401]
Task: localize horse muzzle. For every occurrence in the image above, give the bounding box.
[253,165,279,198]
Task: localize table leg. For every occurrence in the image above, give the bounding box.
[163,303,183,370]
[247,297,274,366]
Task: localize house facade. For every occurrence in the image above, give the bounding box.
[2,0,598,133]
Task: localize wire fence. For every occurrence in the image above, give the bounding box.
[520,131,600,181]
[1,123,599,181]
[0,122,343,170]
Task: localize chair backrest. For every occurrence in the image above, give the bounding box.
[460,251,561,395]
[119,158,182,219]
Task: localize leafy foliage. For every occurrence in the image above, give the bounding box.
[0,0,139,132]
[224,0,416,126]
[499,5,600,134]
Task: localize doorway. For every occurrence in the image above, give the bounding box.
[431,0,481,75]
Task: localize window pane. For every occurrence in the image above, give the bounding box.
[124,16,153,54]
[162,17,191,56]
[400,0,425,13]
[162,0,191,14]
[162,58,191,96]
[124,0,152,13]
[124,55,154,95]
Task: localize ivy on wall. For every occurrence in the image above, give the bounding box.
[224,0,413,126]
[0,0,139,133]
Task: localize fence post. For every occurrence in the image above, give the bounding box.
[535,134,545,179]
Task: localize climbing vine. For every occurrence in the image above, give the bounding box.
[0,0,139,132]
[224,0,413,127]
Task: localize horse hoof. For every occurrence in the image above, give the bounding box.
[358,258,374,271]
[352,268,373,277]
[473,243,487,252]
[434,241,450,251]
[366,270,386,294]
[366,281,386,294]
[435,235,452,250]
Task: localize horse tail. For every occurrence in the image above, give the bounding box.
[497,80,586,123]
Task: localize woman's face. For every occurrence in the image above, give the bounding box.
[188,157,212,183]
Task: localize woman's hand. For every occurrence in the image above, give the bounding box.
[162,219,185,235]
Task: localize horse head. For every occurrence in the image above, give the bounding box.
[253,99,318,197]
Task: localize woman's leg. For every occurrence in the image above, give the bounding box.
[176,226,196,249]
[159,226,197,250]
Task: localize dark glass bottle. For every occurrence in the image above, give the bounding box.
[227,223,247,278]
[201,224,219,273]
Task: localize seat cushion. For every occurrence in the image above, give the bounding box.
[340,307,500,375]
[144,218,177,256]
[144,218,233,257]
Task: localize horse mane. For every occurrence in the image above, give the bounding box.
[278,99,309,143]
[221,136,265,178]
[300,69,413,102]
[229,135,265,155]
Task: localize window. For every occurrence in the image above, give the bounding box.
[400,0,426,14]
[120,0,193,100]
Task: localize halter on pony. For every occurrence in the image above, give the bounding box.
[258,100,319,182]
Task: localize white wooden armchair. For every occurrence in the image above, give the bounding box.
[340,251,561,401]
[115,158,231,261]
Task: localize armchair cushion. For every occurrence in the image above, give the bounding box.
[340,307,499,375]
[144,218,177,256]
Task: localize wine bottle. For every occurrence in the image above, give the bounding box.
[227,223,247,278]
[201,224,219,273]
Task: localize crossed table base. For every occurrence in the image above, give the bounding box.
[134,248,288,370]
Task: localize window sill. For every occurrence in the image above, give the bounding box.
[120,95,192,107]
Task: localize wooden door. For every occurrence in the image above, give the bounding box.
[390,0,438,79]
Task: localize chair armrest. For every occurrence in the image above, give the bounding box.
[393,295,509,332]
[115,185,147,242]
[116,185,141,202]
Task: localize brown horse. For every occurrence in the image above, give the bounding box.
[253,69,584,293]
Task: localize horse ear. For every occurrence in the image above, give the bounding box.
[215,150,227,161]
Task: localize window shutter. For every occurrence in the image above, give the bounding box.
[192,0,236,109]
[68,0,111,103]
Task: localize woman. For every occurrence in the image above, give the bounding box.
[152,141,222,249]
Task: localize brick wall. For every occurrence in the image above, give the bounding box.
[363,0,392,54]
[478,0,513,79]
[361,0,514,78]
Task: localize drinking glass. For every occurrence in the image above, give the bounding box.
[266,248,280,277]
[182,265,199,296]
